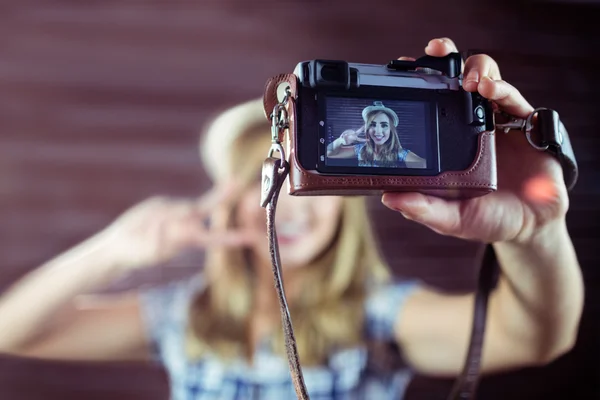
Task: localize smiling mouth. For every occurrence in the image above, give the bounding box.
[373,135,385,141]
[277,223,309,244]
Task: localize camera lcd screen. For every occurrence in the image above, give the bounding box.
[319,95,439,175]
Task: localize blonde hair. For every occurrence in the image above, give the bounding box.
[359,111,402,166]
[186,99,391,366]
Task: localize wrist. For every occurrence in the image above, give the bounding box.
[70,229,137,275]
[496,217,570,253]
[40,231,131,291]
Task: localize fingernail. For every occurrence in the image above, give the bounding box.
[382,198,413,216]
[383,201,415,221]
[381,193,393,206]
[399,211,414,221]
[381,194,401,211]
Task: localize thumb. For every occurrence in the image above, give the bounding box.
[381,192,463,237]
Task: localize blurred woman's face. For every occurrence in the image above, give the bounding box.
[237,184,343,270]
[367,112,391,146]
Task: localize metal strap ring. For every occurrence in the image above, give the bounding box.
[525,107,550,151]
[268,143,286,164]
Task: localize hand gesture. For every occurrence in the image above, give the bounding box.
[383,38,568,244]
[340,126,366,145]
[99,185,254,270]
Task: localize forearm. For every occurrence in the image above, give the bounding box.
[491,218,584,361]
[0,232,127,353]
[327,137,344,156]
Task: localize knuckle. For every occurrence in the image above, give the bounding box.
[467,54,501,78]
[440,37,459,50]
[466,53,491,66]
[497,80,517,99]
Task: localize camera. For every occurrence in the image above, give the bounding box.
[263,53,498,199]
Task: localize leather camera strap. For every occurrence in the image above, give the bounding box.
[260,95,578,400]
[448,108,579,400]
[261,157,310,400]
[447,244,497,400]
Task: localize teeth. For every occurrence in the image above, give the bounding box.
[278,224,306,235]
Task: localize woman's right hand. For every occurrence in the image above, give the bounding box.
[340,126,366,145]
[98,185,253,271]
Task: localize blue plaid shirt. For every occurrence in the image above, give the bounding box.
[140,276,419,400]
[353,143,410,168]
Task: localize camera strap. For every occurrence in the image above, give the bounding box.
[260,86,310,400]
[495,108,579,191]
[260,81,578,400]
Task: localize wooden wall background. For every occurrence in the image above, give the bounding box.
[0,0,598,399]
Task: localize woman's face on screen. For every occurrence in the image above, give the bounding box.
[367,112,391,146]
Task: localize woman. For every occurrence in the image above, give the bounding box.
[0,38,583,400]
[326,101,426,168]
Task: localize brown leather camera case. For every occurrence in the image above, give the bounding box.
[263,73,497,199]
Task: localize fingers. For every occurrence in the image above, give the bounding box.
[170,199,256,249]
[478,77,534,118]
[422,38,501,89]
[341,129,355,140]
[423,37,466,76]
[421,38,532,118]
[195,181,239,215]
[462,54,502,92]
[173,219,254,250]
[398,37,459,68]
[340,132,350,145]
[161,183,255,248]
[381,192,464,237]
[341,129,364,145]
[424,37,459,57]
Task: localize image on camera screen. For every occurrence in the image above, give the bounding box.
[324,97,431,169]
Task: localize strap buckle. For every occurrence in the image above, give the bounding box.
[495,107,577,191]
[270,86,292,142]
[268,85,292,165]
[496,107,562,151]
[262,86,292,208]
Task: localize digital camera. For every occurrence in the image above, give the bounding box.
[262,53,497,199]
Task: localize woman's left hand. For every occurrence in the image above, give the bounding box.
[382,38,569,244]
